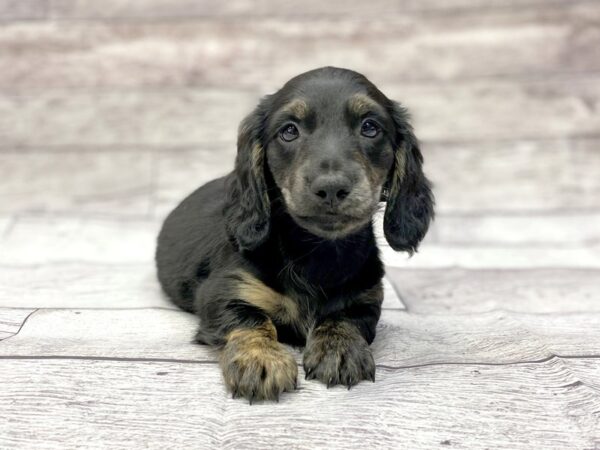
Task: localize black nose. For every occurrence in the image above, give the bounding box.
[311,175,351,206]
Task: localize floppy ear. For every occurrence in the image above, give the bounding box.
[383,101,435,254]
[223,97,272,251]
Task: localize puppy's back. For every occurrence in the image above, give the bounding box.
[155,176,231,312]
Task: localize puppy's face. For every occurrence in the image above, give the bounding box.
[225,67,432,253]
[264,73,395,239]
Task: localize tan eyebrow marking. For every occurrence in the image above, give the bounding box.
[280,99,310,120]
[347,94,380,116]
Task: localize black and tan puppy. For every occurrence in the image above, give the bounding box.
[156,67,434,402]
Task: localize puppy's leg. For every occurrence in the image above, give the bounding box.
[194,272,298,403]
[303,283,383,389]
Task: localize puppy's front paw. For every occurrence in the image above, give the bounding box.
[303,320,375,389]
[220,323,298,403]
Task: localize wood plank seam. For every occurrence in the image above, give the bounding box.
[0,309,38,342]
[2,353,600,370]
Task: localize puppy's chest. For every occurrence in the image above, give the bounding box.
[236,268,356,345]
[270,278,353,346]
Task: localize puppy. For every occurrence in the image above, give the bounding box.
[156,67,434,402]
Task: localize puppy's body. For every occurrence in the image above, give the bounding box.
[156,67,433,402]
[157,174,383,347]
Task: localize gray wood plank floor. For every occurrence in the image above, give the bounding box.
[1,0,599,448]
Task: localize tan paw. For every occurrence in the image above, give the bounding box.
[220,322,298,403]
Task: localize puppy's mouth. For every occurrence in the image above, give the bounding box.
[281,186,380,239]
[291,212,370,239]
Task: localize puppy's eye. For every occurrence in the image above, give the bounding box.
[361,120,380,138]
[280,124,299,142]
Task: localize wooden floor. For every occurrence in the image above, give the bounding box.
[1,1,600,448]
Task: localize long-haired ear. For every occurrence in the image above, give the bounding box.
[223,97,272,251]
[383,101,434,254]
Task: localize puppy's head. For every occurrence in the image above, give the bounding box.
[224,67,434,253]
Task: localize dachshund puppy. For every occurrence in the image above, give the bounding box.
[156,67,434,402]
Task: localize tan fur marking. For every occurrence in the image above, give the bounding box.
[250,143,270,205]
[390,149,407,197]
[226,320,277,343]
[236,271,301,326]
[347,94,380,117]
[250,143,263,175]
[354,146,386,193]
[281,99,309,120]
[314,320,361,341]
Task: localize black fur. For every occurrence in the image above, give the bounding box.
[156,67,434,402]
[383,102,435,254]
[223,98,272,251]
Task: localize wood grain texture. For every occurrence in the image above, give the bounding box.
[563,358,600,392]
[0,359,224,450]
[46,0,600,19]
[0,264,171,309]
[387,268,600,314]
[0,0,46,19]
[388,75,600,142]
[431,213,600,245]
[155,146,234,217]
[0,89,254,147]
[2,307,599,366]
[0,265,404,310]
[2,76,600,148]
[372,310,600,365]
[0,358,597,449]
[526,314,600,356]
[0,308,205,360]
[0,216,159,265]
[2,3,599,90]
[380,242,600,269]
[380,243,600,269]
[0,151,153,215]
[425,138,600,213]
